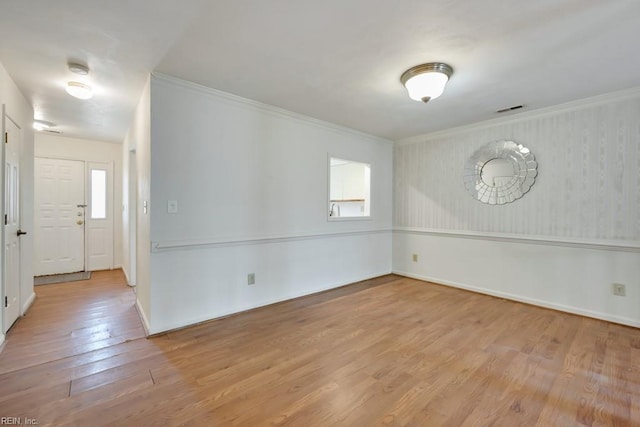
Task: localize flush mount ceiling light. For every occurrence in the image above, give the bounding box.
[68,62,90,75]
[401,62,453,103]
[66,81,93,100]
[33,119,56,131]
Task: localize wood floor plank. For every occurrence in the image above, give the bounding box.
[1,271,640,425]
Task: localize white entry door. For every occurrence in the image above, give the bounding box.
[4,116,22,331]
[34,158,85,275]
[85,161,113,271]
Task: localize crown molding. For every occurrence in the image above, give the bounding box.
[151,72,394,146]
[395,86,640,146]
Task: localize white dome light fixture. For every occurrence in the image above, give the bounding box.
[68,62,90,75]
[401,62,453,103]
[66,81,93,100]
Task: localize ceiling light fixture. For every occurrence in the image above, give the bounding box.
[33,119,56,131]
[68,62,90,75]
[66,81,93,100]
[401,62,453,103]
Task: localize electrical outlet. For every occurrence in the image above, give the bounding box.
[412,254,418,262]
[167,200,178,214]
[248,273,255,285]
[612,283,626,296]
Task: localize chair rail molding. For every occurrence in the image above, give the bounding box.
[394,227,640,253]
[152,228,393,252]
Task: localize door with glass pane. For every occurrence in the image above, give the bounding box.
[86,162,114,271]
[34,157,85,275]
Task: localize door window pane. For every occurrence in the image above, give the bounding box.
[91,169,107,219]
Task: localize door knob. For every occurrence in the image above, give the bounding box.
[16,229,27,236]
[77,220,84,225]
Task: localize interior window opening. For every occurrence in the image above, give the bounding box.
[329,157,371,219]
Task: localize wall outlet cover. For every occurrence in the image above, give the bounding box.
[612,283,626,296]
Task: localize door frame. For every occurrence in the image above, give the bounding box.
[2,107,22,333]
[33,156,115,275]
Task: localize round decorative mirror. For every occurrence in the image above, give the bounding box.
[463,140,537,205]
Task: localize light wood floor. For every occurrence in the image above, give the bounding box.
[1,271,639,426]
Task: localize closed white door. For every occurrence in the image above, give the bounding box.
[34,158,85,275]
[4,116,21,331]
[85,161,113,271]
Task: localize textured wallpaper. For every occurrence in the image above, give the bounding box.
[394,93,640,242]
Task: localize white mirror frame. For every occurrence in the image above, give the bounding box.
[463,140,537,205]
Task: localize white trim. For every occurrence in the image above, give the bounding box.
[393,270,640,328]
[1,106,6,336]
[85,160,115,271]
[21,291,35,315]
[30,152,116,162]
[122,265,130,283]
[135,298,150,336]
[327,216,374,222]
[396,86,640,145]
[1,105,5,336]
[152,72,394,146]
[152,229,392,252]
[0,333,4,351]
[327,153,373,222]
[2,109,22,334]
[394,227,640,253]
[121,265,135,287]
[149,271,391,335]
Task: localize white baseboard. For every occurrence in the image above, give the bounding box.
[393,270,640,328]
[134,299,150,336]
[122,267,136,287]
[151,270,392,335]
[21,292,36,315]
[0,333,5,351]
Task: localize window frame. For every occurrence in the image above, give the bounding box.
[327,154,372,222]
[89,168,108,220]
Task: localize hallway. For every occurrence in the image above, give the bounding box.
[0,270,151,423]
[0,270,144,374]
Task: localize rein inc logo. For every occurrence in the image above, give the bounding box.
[1,418,38,425]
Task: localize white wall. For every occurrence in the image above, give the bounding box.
[34,134,123,269]
[0,60,35,343]
[122,77,151,332]
[147,74,393,333]
[393,89,640,326]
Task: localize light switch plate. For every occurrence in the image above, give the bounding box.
[167,200,178,214]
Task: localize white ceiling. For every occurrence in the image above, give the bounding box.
[2,1,640,143]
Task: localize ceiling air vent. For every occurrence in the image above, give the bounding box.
[43,129,63,134]
[496,105,524,113]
